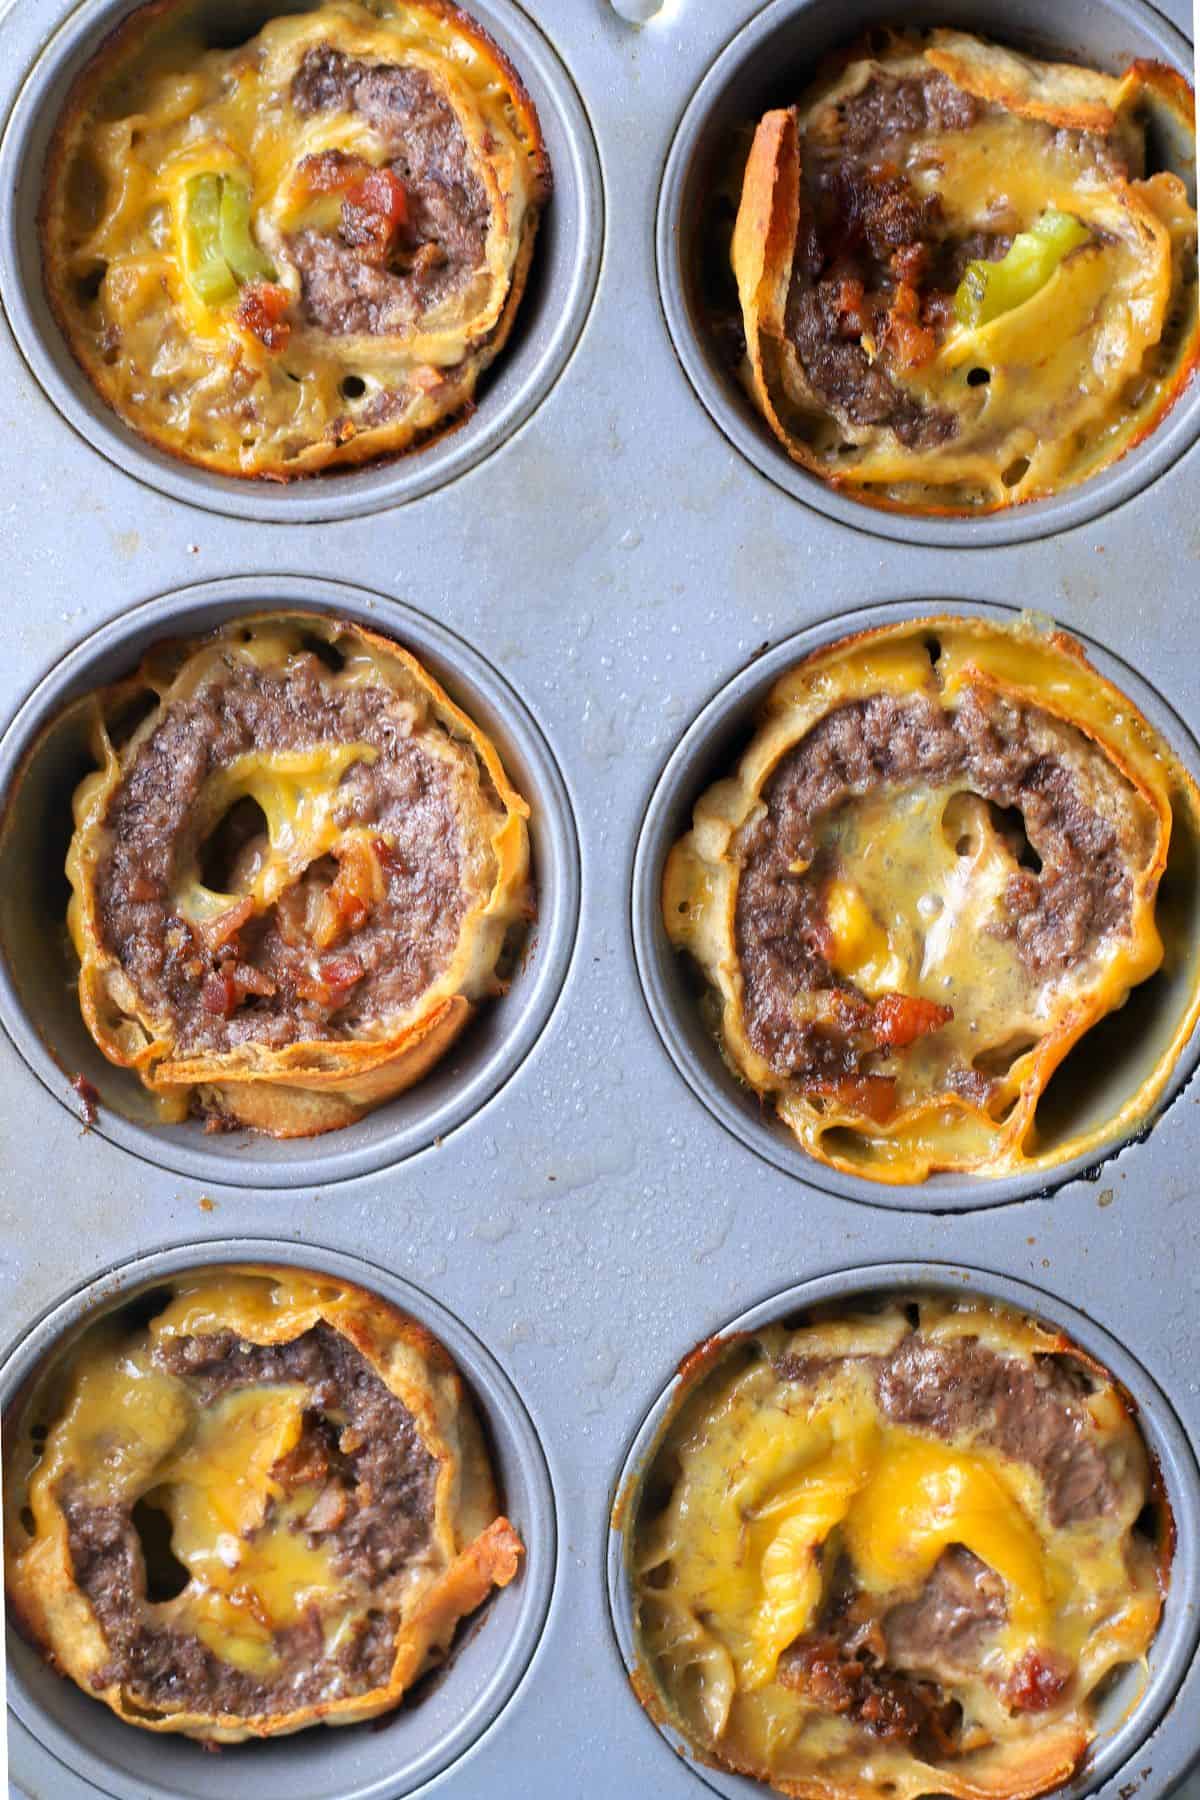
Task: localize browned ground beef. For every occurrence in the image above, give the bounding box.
[94,650,472,1057]
[62,1324,437,1718]
[876,1334,1117,1527]
[288,46,491,335]
[783,67,1117,446]
[769,1322,1116,1737]
[734,688,1148,1083]
[884,1546,1007,1674]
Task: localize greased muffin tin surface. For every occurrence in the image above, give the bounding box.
[0,1,1198,1798]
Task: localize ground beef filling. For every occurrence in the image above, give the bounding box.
[62,1324,437,1717]
[288,45,490,335]
[785,69,1119,448]
[771,1329,1110,1741]
[734,688,1147,1085]
[93,653,475,1057]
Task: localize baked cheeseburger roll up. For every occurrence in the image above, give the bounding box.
[4,1267,523,1741]
[41,0,551,478]
[631,1295,1168,1800]
[665,617,1200,1183]
[67,615,532,1136]
[731,30,1198,513]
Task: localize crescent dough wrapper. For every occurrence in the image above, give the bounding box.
[731,31,1198,515]
[41,0,551,479]
[665,617,1200,1183]
[67,614,532,1136]
[630,1295,1168,1800]
[4,1266,524,1742]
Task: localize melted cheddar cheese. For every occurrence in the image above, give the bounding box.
[4,1266,524,1741]
[731,31,1198,515]
[665,616,1200,1184]
[41,0,549,478]
[631,1297,1165,1800]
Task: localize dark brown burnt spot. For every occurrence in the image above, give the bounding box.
[71,1073,100,1126]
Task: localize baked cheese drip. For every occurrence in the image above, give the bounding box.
[665,617,1200,1183]
[67,614,532,1136]
[632,1297,1165,1800]
[3,1267,523,1742]
[729,29,1198,514]
[41,0,551,478]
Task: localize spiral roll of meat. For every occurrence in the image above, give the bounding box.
[41,0,551,478]
[631,1295,1168,1800]
[66,614,532,1136]
[664,617,1200,1182]
[730,30,1198,514]
[4,1265,523,1742]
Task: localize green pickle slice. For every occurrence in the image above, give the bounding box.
[954,211,1091,330]
[181,174,274,305]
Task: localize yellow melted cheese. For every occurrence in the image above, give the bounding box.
[633,1302,1163,1791]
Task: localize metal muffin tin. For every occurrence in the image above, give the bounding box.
[0,0,1197,1795]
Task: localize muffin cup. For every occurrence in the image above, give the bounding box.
[632,597,1200,1210]
[2,1237,557,1800]
[607,1260,1200,1800]
[0,0,604,522]
[655,0,1200,548]
[0,575,580,1187]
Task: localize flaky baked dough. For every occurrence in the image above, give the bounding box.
[4,1266,523,1741]
[41,0,550,479]
[66,613,532,1136]
[665,616,1200,1183]
[732,31,1198,514]
[630,1295,1166,1800]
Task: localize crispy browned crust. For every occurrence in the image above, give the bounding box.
[40,0,550,481]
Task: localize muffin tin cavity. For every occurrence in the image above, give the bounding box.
[656,0,1200,548]
[0,0,603,521]
[608,1263,1200,1800]
[633,600,1200,1210]
[2,1240,556,1800]
[0,577,580,1187]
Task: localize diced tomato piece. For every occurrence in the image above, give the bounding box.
[1005,1649,1073,1714]
[358,167,408,229]
[236,281,291,351]
[869,992,953,1048]
[297,149,367,194]
[201,970,239,1016]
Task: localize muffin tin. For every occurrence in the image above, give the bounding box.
[0,0,1197,1796]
